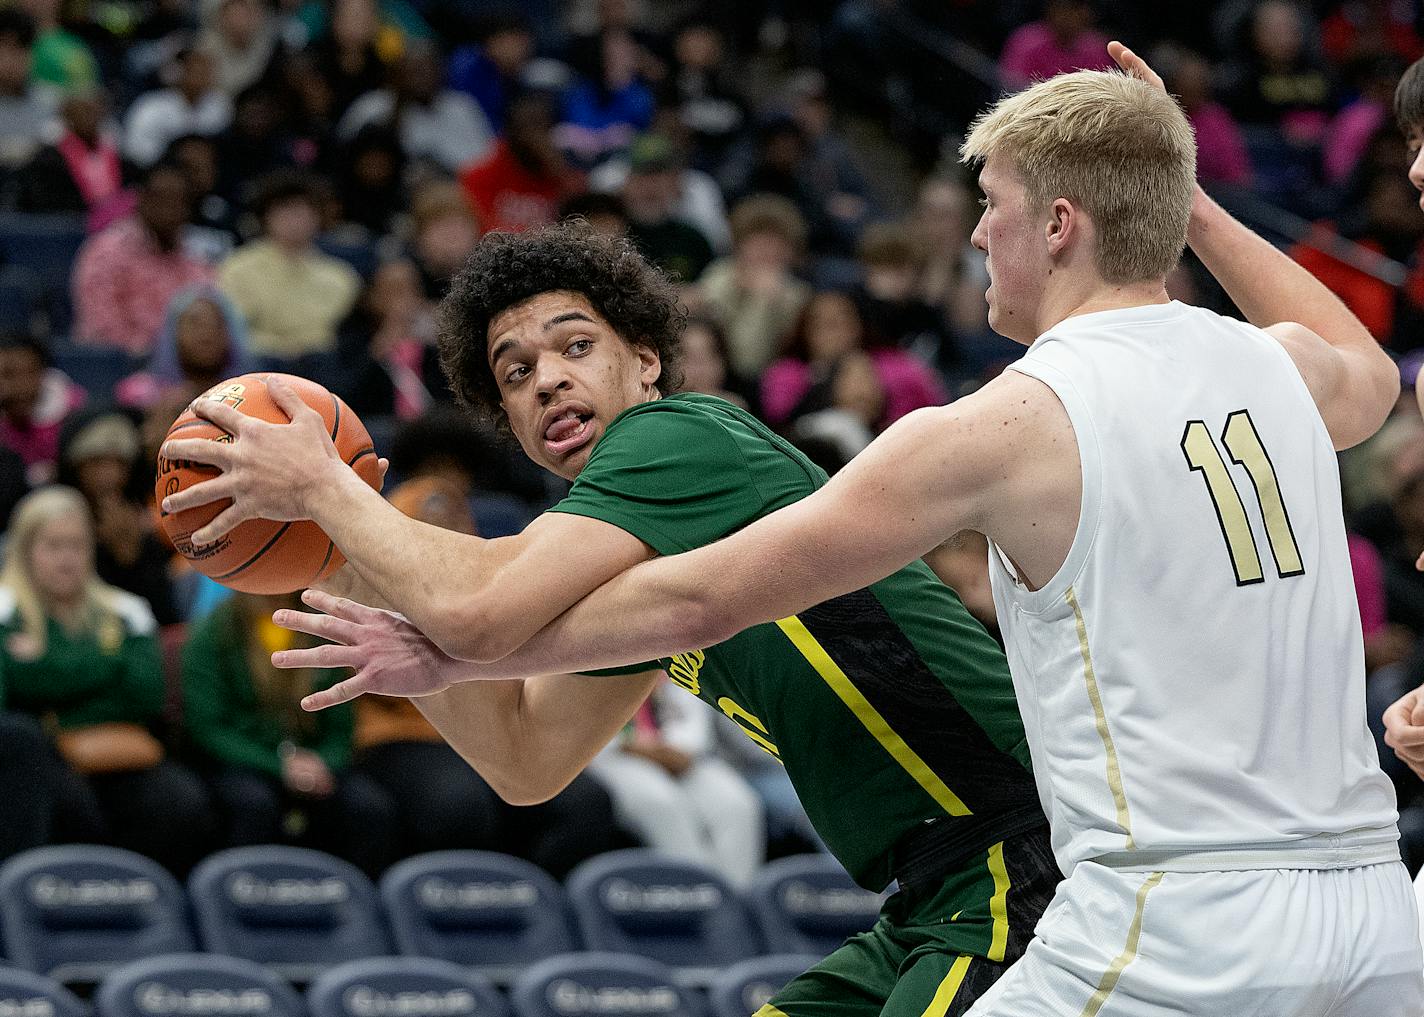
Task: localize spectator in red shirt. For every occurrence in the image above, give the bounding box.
[998,0,1112,92]
[71,161,215,356]
[458,92,584,234]
[1290,164,1424,344]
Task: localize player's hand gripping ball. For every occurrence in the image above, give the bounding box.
[155,374,381,593]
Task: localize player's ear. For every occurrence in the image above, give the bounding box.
[1045,197,1075,255]
[634,342,662,388]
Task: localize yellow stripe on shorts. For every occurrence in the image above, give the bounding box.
[776,615,972,817]
[986,841,1011,963]
[1079,871,1164,1017]
[753,1006,790,1017]
[920,955,974,1017]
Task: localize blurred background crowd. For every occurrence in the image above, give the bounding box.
[2,0,1424,893]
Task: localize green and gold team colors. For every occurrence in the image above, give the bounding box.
[550,394,1057,1017]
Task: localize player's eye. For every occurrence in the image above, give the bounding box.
[567,338,592,355]
[505,365,530,384]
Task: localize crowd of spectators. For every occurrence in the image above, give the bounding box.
[2,0,1424,886]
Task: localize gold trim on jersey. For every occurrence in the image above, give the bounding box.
[986,841,1011,963]
[1078,871,1164,1017]
[920,955,974,1017]
[775,615,972,817]
[1066,587,1134,849]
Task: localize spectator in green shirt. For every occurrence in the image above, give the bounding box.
[182,591,398,876]
[0,485,217,874]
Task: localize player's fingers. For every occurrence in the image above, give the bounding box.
[191,505,252,547]
[160,437,236,470]
[301,674,373,711]
[161,475,237,515]
[1384,721,1424,749]
[301,588,385,625]
[265,376,312,422]
[273,646,350,670]
[189,398,248,433]
[377,458,390,489]
[272,608,362,645]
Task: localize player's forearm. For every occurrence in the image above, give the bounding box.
[1187,187,1376,355]
[304,467,510,658]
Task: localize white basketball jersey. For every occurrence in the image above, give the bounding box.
[987,301,1400,877]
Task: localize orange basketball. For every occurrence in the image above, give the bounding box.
[154,373,381,594]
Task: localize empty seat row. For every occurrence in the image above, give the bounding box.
[0,847,885,988]
[0,950,822,1017]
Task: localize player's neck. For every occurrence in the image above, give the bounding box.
[1038,276,1172,336]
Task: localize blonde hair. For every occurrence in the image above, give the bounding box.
[960,70,1196,284]
[1,486,124,655]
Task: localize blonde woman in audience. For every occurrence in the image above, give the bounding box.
[0,485,216,873]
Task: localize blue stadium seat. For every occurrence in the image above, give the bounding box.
[187,847,390,984]
[95,955,303,1017]
[565,851,760,986]
[746,855,885,957]
[511,953,696,1017]
[706,955,822,1017]
[49,342,140,402]
[0,212,88,335]
[0,965,89,1017]
[307,957,508,1017]
[381,852,576,985]
[0,846,195,985]
[0,264,42,333]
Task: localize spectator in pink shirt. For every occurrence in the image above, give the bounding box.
[998,0,1112,92]
[71,161,215,356]
[760,289,946,429]
[1323,57,1401,186]
[1157,45,1252,188]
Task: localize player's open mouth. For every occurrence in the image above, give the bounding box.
[544,408,595,456]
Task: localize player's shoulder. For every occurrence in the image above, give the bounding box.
[606,392,751,441]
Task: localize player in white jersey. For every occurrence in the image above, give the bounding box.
[279,50,1423,1013]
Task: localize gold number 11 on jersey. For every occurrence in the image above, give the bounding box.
[1181,410,1305,586]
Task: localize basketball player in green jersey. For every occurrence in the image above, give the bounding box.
[160,224,1057,1017]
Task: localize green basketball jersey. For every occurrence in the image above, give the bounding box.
[549,393,1042,891]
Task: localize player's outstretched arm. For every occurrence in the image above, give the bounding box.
[278,592,661,803]
[487,398,1007,674]
[1110,41,1399,451]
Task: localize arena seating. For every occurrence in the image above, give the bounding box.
[187,847,390,984]
[706,955,823,1017]
[564,850,762,987]
[0,964,89,1017]
[307,956,509,1017]
[380,852,576,985]
[747,855,885,957]
[509,953,696,1017]
[0,845,882,1006]
[0,212,86,335]
[0,846,195,986]
[94,954,304,1017]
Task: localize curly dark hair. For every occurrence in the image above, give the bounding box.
[437,221,685,429]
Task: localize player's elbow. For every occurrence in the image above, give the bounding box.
[674,582,744,650]
[426,598,520,663]
[1334,346,1401,450]
[481,766,571,806]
